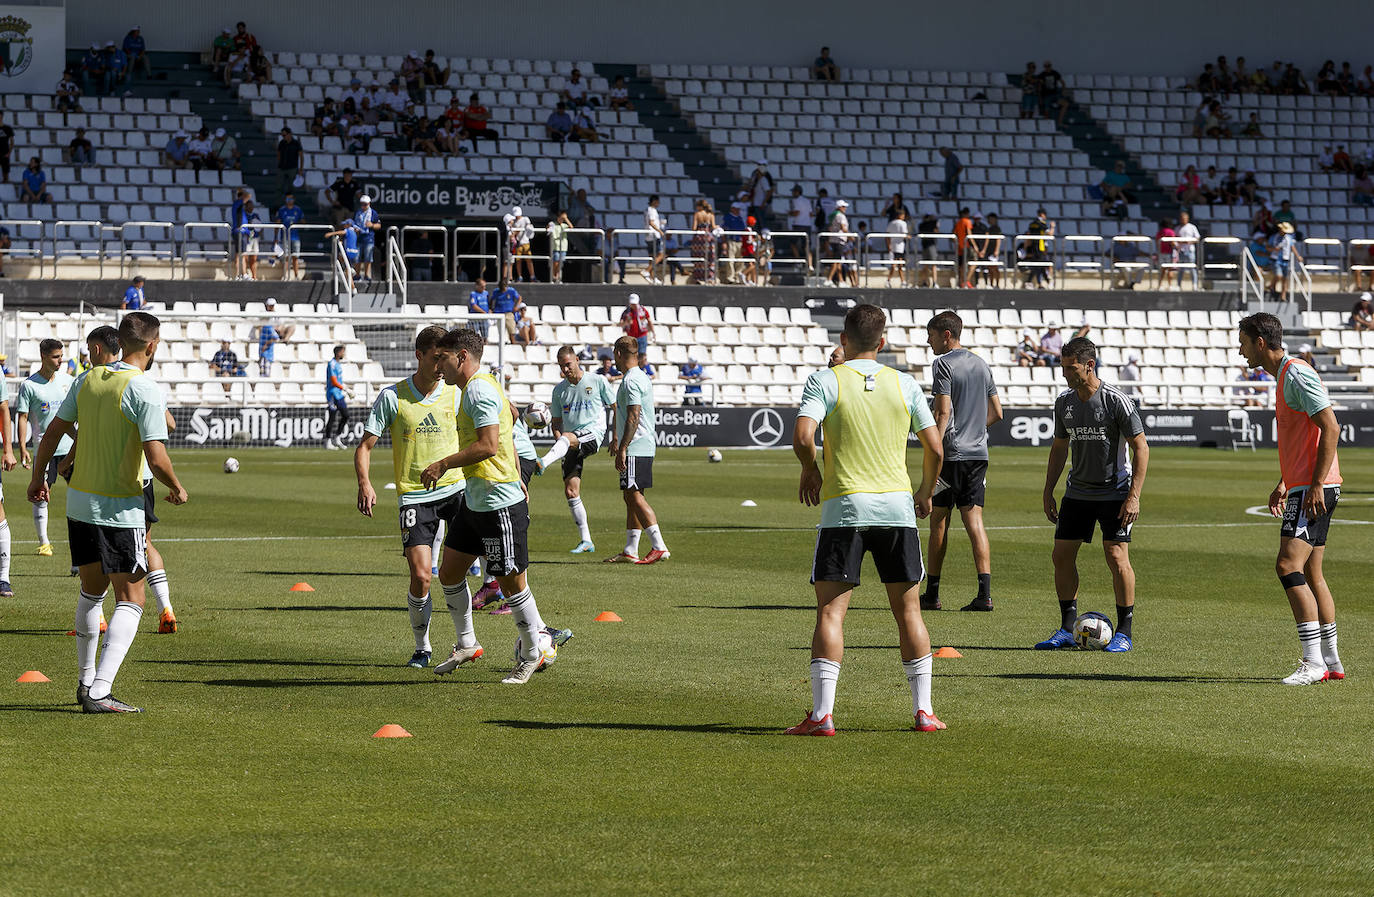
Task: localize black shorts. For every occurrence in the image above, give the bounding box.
[142,480,159,527]
[399,489,464,550]
[520,457,539,486]
[932,459,988,509]
[561,435,600,480]
[1280,486,1340,546]
[811,525,925,585]
[444,494,529,577]
[620,455,653,491]
[1055,495,1132,543]
[68,518,149,580]
[46,454,69,487]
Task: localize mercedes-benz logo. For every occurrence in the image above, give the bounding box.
[748,408,785,447]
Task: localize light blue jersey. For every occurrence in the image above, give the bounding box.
[614,365,656,457]
[461,377,525,512]
[326,358,346,402]
[798,359,936,528]
[552,371,617,442]
[16,371,76,457]
[513,416,538,461]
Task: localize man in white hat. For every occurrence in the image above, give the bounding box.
[211,127,240,170]
[746,158,774,224]
[252,298,294,376]
[502,206,534,283]
[619,293,655,359]
[825,200,856,286]
[1120,352,1141,397]
[351,194,382,281]
[1039,320,1064,365]
[162,131,190,169]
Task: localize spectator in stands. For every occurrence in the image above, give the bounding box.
[915,210,940,287]
[787,184,814,266]
[1038,321,1064,364]
[1297,343,1317,366]
[210,127,240,171]
[434,115,464,156]
[351,194,381,281]
[1348,294,1373,331]
[1196,62,1218,94]
[1330,144,1354,173]
[1019,62,1040,119]
[20,158,52,205]
[547,210,571,283]
[745,160,774,224]
[1198,164,1222,204]
[311,98,341,139]
[102,41,128,94]
[1233,57,1252,93]
[121,25,150,80]
[56,70,83,112]
[327,168,361,228]
[937,147,963,200]
[546,102,574,143]
[1239,170,1262,205]
[187,127,215,171]
[80,42,106,96]
[1266,222,1301,303]
[1038,61,1068,124]
[609,75,634,119]
[211,340,242,381]
[0,112,13,182]
[1175,164,1203,207]
[559,68,594,107]
[884,209,909,285]
[122,276,146,309]
[620,294,655,357]
[503,206,535,282]
[511,295,538,346]
[643,194,667,283]
[223,22,257,87]
[1154,218,1178,290]
[1175,210,1200,290]
[752,225,772,285]
[68,128,94,167]
[977,212,1004,288]
[880,193,909,223]
[1218,166,1242,204]
[1352,166,1374,205]
[1110,233,1144,289]
[952,207,973,288]
[210,27,233,75]
[721,201,747,284]
[421,50,450,90]
[0,225,9,278]
[1023,208,1054,287]
[812,47,838,82]
[1273,198,1298,236]
[687,199,716,284]
[679,357,708,405]
[230,187,249,275]
[1119,353,1141,395]
[597,354,622,382]
[274,193,303,279]
[1317,145,1336,171]
[1203,101,1231,137]
[1241,113,1264,138]
[253,299,291,376]
[402,114,437,156]
[381,79,409,117]
[1280,63,1309,95]
[491,277,521,341]
[1014,328,1042,366]
[1316,61,1339,95]
[239,200,263,280]
[163,131,191,168]
[1241,366,1273,407]
[248,47,272,85]
[825,199,857,287]
[567,187,597,282]
[401,52,425,105]
[570,104,600,142]
[460,93,499,154]
[1099,160,1133,215]
[1359,66,1374,96]
[468,278,491,338]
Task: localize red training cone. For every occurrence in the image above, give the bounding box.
[373,724,412,738]
[16,670,51,683]
[594,611,623,622]
[290,582,315,592]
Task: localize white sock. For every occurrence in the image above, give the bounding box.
[541,435,571,469]
[431,523,444,569]
[146,568,172,614]
[625,529,642,556]
[568,497,591,542]
[75,590,105,687]
[407,591,432,652]
[34,502,49,545]
[903,653,934,716]
[89,602,143,700]
[442,580,476,648]
[0,519,10,581]
[1297,620,1324,666]
[809,658,840,721]
[646,523,667,551]
[1320,622,1343,672]
[505,587,546,660]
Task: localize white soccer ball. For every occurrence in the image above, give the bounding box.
[223,457,240,474]
[1072,611,1114,650]
[707,448,723,463]
[514,630,557,667]
[523,402,551,430]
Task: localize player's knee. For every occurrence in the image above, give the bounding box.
[1278,569,1305,589]
[564,485,578,500]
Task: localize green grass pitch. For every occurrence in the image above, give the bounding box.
[1,446,1372,895]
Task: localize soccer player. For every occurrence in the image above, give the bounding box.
[788,303,945,736]
[28,312,188,713]
[324,344,354,450]
[355,325,467,668]
[0,359,17,597]
[922,311,1003,612]
[605,335,669,564]
[1038,337,1148,653]
[537,345,618,553]
[1238,313,1345,685]
[421,328,555,684]
[16,338,73,558]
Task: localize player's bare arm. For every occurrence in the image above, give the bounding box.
[1042,437,1069,523]
[987,393,1004,427]
[1119,431,1149,525]
[0,400,15,471]
[27,419,73,504]
[422,423,498,488]
[616,405,639,472]
[932,395,952,444]
[793,416,822,507]
[144,441,188,505]
[354,433,380,517]
[15,411,30,467]
[1268,480,1288,517]
[913,425,943,519]
[1302,406,1340,518]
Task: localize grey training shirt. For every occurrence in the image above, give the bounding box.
[1053,382,1144,500]
[930,347,998,461]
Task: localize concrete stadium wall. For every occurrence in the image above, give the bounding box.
[67,0,1366,78]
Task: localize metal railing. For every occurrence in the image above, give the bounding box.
[815,230,858,281]
[331,235,356,297]
[911,232,958,287]
[0,219,46,278]
[386,230,407,306]
[861,232,909,286]
[1013,233,1056,287]
[453,225,501,282]
[181,222,231,279]
[1060,235,1104,289]
[285,223,335,277]
[119,221,176,276]
[1157,235,1199,289]
[398,225,448,283]
[52,220,105,274]
[1349,239,1374,291]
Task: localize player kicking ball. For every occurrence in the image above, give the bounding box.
[536,346,618,554]
[788,304,946,735]
[1038,338,1148,653]
[422,328,558,684]
[605,336,669,564]
[355,325,470,668]
[1238,313,1346,685]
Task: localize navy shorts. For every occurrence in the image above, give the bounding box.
[1280,486,1339,546]
[400,490,464,550]
[811,526,925,585]
[932,459,988,509]
[1055,496,1131,543]
[561,435,599,480]
[620,455,653,491]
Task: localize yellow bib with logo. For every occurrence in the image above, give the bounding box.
[820,363,913,503]
[456,371,519,486]
[70,366,146,499]
[391,378,464,496]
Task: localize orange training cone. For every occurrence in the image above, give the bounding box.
[594,611,623,622]
[290,582,315,592]
[933,647,963,659]
[373,724,412,738]
[17,670,51,683]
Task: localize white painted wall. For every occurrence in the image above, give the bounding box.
[66,0,1367,78]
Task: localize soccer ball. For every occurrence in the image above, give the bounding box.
[514,630,557,669]
[707,448,723,463]
[223,457,240,474]
[523,402,551,430]
[1072,611,1114,650]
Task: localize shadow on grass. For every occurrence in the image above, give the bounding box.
[0,704,81,714]
[138,658,392,669]
[151,677,447,688]
[0,628,72,636]
[486,719,783,735]
[248,570,392,577]
[677,604,885,612]
[203,605,402,613]
[973,671,1275,684]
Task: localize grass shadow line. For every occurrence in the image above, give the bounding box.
[137,658,392,669]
